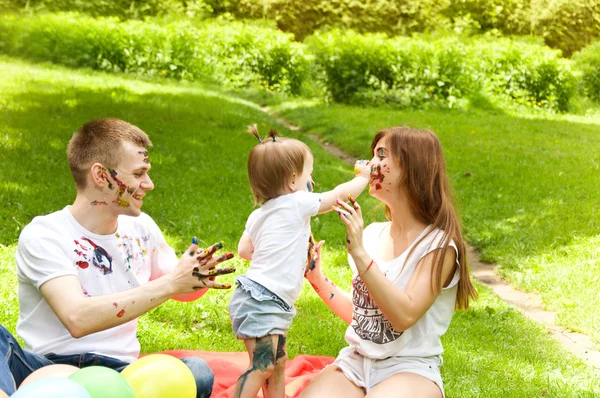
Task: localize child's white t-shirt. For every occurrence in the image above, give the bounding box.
[243,191,322,306]
[15,207,178,363]
[344,222,460,360]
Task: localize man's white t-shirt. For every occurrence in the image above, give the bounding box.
[15,207,178,363]
[344,222,460,360]
[244,191,322,306]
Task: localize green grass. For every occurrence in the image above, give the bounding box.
[271,98,600,348]
[1,56,599,396]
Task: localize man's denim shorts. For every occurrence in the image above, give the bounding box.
[228,275,296,339]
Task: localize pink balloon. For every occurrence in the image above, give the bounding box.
[21,364,80,387]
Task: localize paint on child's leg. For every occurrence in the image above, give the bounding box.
[276,335,287,360]
[235,337,276,398]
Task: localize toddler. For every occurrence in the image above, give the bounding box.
[229,125,370,398]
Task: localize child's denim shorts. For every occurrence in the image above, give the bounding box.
[228,275,296,339]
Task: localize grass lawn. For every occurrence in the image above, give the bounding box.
[1,56,599,396]
[262,97,600,350]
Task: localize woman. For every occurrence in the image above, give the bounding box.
[302,126,477,397]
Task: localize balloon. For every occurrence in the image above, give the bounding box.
[20,364,80,387]
[69,366,134,398]
[12,377,91,398]
[122,354,196,398]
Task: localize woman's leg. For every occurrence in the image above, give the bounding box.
[233,335,278,398]
[263,335,286,398]
[366,372,442,398]
[299,365,365,398]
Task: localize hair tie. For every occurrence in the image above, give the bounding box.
[268,129,279,142]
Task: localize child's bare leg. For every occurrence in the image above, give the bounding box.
[233,335,278,398]
[263,335,287,398]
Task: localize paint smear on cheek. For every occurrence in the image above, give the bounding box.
[108,169,131,207]
[138,151,149,164]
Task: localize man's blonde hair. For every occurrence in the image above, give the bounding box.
[247,125,310,205]
[67,118,152,189]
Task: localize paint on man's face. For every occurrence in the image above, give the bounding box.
[138,150,149,164]
[106,169,144,208]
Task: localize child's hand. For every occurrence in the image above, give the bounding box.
[354,159,370,179]
[305,238,325,282]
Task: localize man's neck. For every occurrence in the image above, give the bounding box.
[70,194,119,235]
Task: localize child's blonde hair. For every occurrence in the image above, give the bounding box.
[247,125,311,205]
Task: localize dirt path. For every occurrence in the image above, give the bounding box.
[261,106,600,374]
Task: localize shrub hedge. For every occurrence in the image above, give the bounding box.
[574,42,600,101]
[309,30,574,111]
[0,13,307,94]
[4,0,600,56]
[0,12,579,110]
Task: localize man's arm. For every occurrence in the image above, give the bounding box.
[41,274,173,338]
[40,242,235,338]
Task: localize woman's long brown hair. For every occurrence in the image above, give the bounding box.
[371,127,477,310]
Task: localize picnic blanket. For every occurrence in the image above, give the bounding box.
[155,350,334,397]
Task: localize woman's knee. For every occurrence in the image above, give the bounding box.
[179,357,214,398]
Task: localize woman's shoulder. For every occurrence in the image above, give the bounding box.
[418,226,458,254]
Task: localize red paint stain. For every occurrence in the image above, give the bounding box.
[76,261,89,269]
[375,183,382,190]
[117,309,126,318]
[112,302,118,308]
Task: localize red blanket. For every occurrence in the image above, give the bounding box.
[155,351,334,398]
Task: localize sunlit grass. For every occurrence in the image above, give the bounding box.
[1,56,599,396]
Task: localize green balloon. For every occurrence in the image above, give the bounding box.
[69,366,135,398]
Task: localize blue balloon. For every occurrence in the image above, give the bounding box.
[12,377,91,398]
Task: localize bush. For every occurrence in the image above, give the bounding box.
[573,41,600,101]
[308,30,575,111]
[532,0,600,57]
[444,0,532,35]
[472,38,575,111]
[0,13,309,94]
[0,0,213,19]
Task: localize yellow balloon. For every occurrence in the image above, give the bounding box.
[21,364,80,387]
[0,389,8,398]
[121,354,196,398]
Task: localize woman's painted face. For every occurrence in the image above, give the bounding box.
[369,137,400,197]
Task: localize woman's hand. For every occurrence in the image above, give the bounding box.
[332,195,364,254]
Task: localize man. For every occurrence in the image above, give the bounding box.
[0,118,235,397]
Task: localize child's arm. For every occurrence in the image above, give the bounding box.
[317,160,370,214]
[238,233,254,261]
